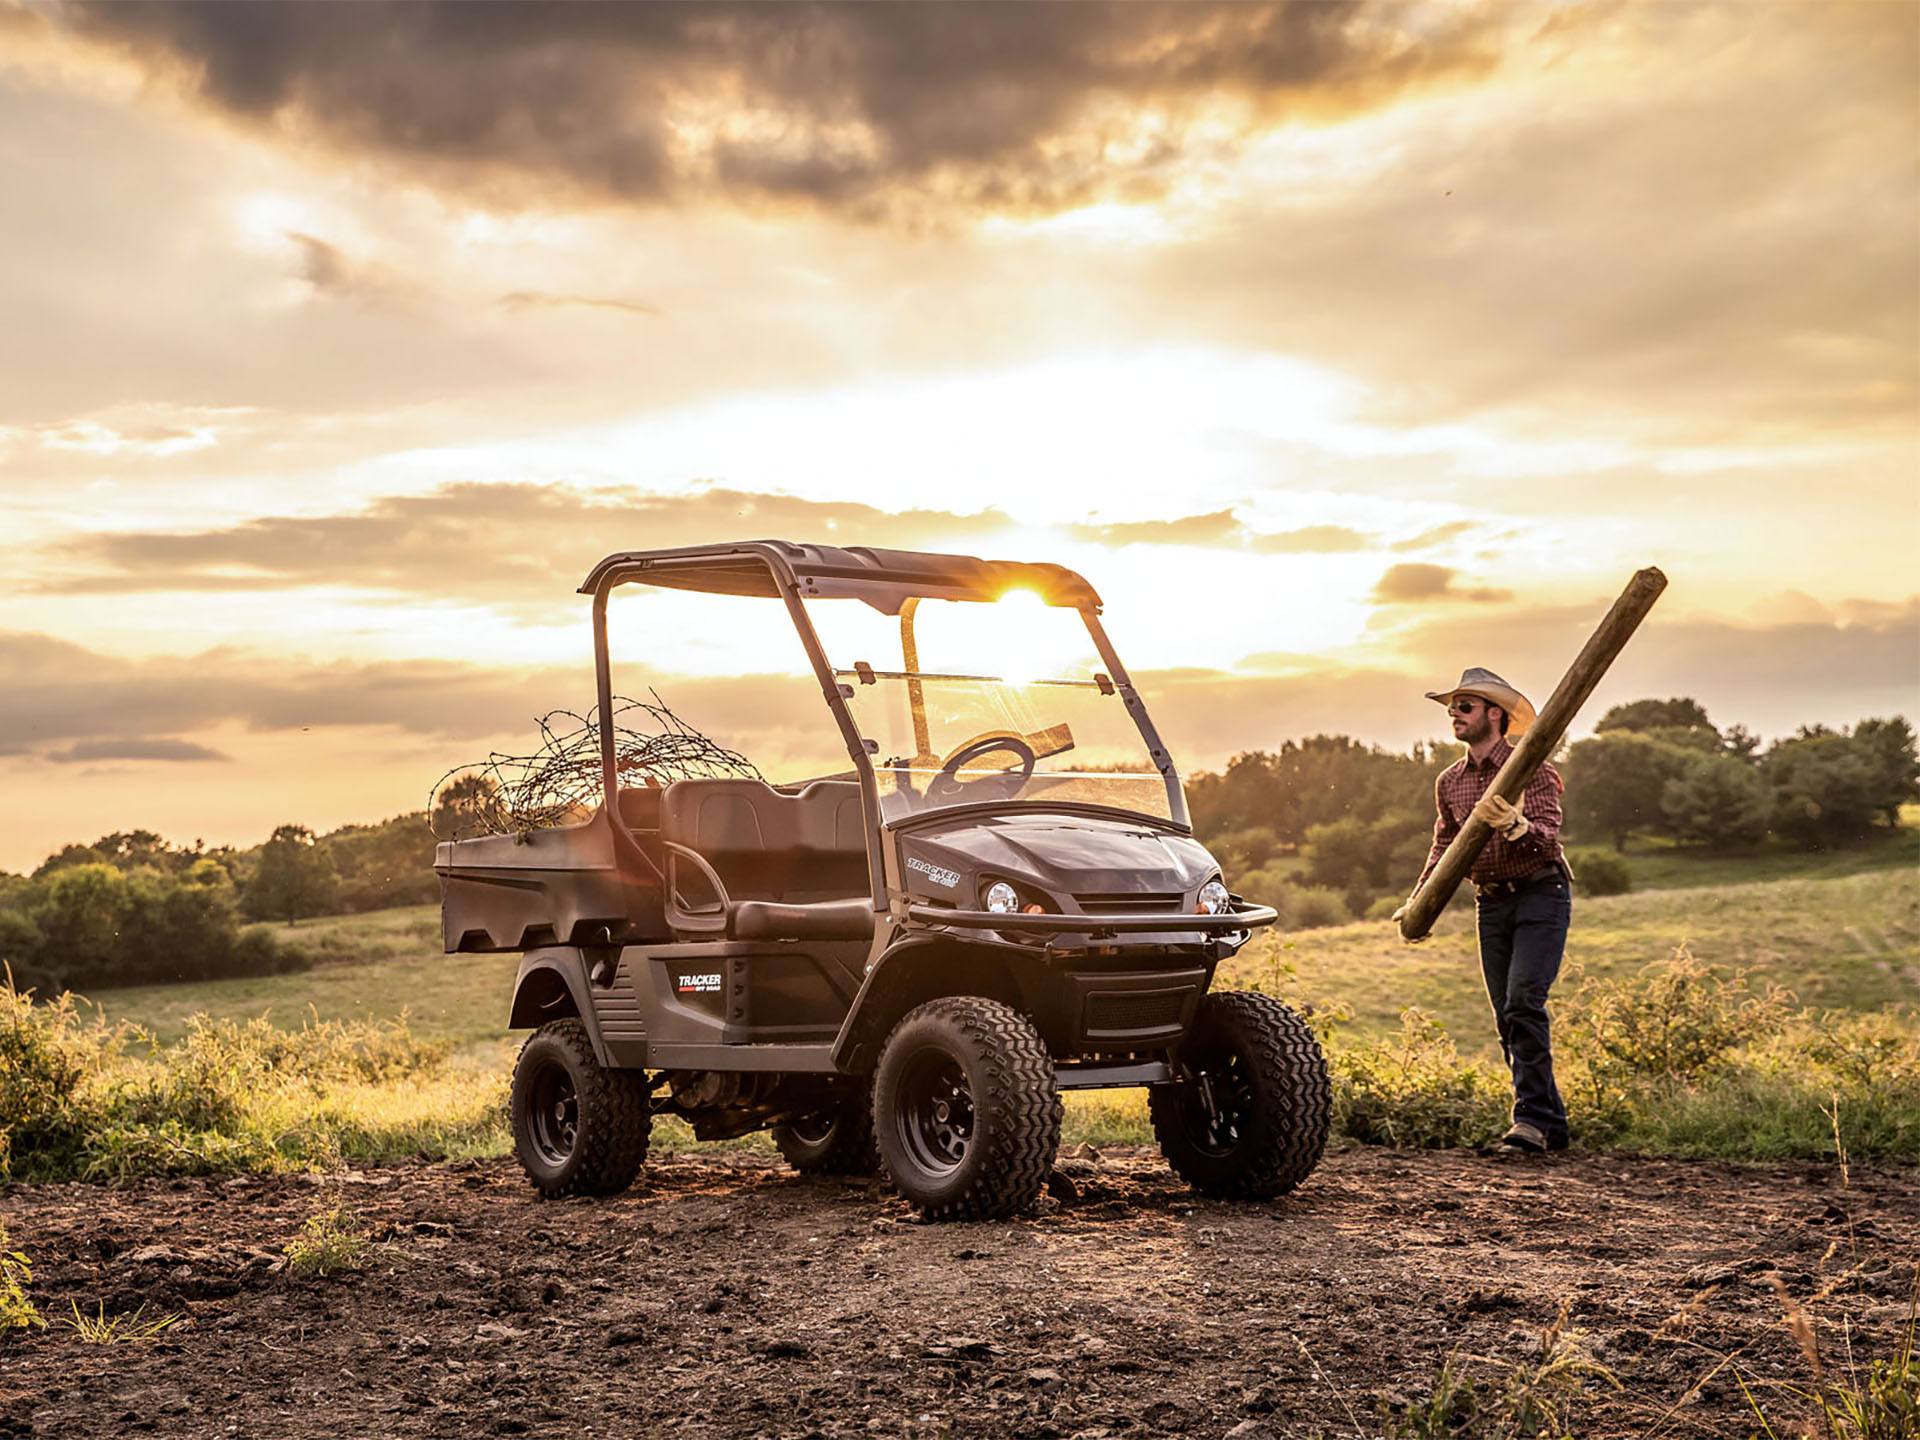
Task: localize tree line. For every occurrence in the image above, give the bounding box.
[0,813,439,993]
[4,698,1912,989]
[1187,700,1917,925]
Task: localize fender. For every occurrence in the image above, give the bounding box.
[508,946,612,1066]
[829,934,1023,1073]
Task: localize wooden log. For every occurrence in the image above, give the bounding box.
[1397,566,1669,941]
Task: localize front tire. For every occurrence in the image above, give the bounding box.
[873,997,1061,1221]
[773,1090,880,1175]
[510,1019,651,1199]
[1151,991,1331,1200]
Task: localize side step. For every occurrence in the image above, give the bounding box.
[1054,1061,1173,1091]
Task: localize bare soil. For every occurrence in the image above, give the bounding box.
[3,1145,1914,1439]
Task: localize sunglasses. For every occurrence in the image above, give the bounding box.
[1448,697,1484,715]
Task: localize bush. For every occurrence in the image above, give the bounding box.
[1210,826,1282,873]
[0,1222,40,1332]
[1333,1010,1511,1148]
[0,971,502,1183]
[1,862,292,991]
[1285,885,1353,930]
[1565,847,1631,897]
[283,1207,369,1277]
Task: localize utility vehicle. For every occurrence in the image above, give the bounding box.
[436,541,1331,1219]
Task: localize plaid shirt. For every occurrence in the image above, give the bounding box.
[1416,736,1567,888]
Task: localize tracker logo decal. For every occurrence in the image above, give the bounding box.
[676,972,723,994]
[906,856,961,889]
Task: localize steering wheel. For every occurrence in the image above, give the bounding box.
[927,733,1037,804]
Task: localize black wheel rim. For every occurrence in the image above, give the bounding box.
[526,1058,580,1166]
[1175,1042,1254,1158]
[894,1050,974,1177]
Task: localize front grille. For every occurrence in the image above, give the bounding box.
[1085,988,1191,1036]
[1074,892,1184,916]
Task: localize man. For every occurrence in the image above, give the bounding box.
[1392,667,1573,1153]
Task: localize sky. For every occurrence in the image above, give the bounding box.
[0,0,1916,872]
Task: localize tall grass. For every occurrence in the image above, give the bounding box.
[1,973,505,1183]
[5,942,1916,1183]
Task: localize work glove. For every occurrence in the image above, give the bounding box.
[1471,793,1530,841]
[1389,900,1426,945]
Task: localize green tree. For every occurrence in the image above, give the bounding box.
[244,825,339,924]
[1596,697,1720,741]
[1660,752,1771,846]
[1562,732,1693,850]
[1851,716,1920,826]
[1764,730,1884,846]
[431,773,500,840]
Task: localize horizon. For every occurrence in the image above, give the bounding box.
[2,2,1916,874]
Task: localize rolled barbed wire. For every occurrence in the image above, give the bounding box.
[428,692,761,839]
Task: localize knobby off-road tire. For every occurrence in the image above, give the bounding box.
[772,1088,881,1175]
[510,1018,651,1199]
[1151,991,1331,1200]
[873,997,1061,1221]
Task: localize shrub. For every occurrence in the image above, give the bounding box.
[283,1207,368,1277]
[1562,947,1791,1086]
[1333,1010,1510,1149]
[1210,826,1282,873]
[1565,847,1631,897]
[0,970,501,1183]
[1285,885,1353,930]
[0,975,117,1181]
[0,1222,41,1332]
[1,861,291,991]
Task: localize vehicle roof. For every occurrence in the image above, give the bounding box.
[579,540,1102,611]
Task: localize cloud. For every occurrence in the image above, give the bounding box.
[284,230,415,307]
[1069,511,1372,553]
[47,738,232,764]
[1384,595,1920,741]
[45,485,1396,614]
[1371,563,1512,605]
[43,483,1022,612]
[1390,521,1476,553]
[497,291,661,319]
[50,1,1503,218]
[1143,4,1919,445]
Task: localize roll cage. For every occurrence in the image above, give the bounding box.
[582,540,1196,920]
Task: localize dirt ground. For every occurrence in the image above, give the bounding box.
[3,1145,1914,1440]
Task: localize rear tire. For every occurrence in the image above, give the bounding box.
[873,997,1060,1221]
[511,1019,651,1199]
[1151,991,1330,1200]
[773,1090,880,1175]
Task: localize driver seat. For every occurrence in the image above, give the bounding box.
[659,780,874,942]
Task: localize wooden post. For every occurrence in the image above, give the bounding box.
[1398,566,1669,942]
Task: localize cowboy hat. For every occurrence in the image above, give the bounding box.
[1425,666,1537,738]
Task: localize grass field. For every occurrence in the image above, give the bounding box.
[91,912,513,1055]
[1227,864,1920,1041]
[32,837,1917,1173]
[86,852,1919,1065]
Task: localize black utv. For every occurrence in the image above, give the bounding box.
[436,540,1330,1219]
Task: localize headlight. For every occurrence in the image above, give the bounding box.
[1196,879,1231,915]
[985,881,1019,913]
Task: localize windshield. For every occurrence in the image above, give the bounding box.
[802,591,1178,823]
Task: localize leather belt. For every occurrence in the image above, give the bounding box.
[1474,864,1562,900]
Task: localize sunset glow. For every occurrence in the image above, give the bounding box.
[0,1,1914,871]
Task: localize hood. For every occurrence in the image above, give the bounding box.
[898,810,1218,912]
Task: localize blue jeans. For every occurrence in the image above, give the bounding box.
[1475,869,1572,1144]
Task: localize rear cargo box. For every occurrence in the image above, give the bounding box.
[435,794,665,952]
